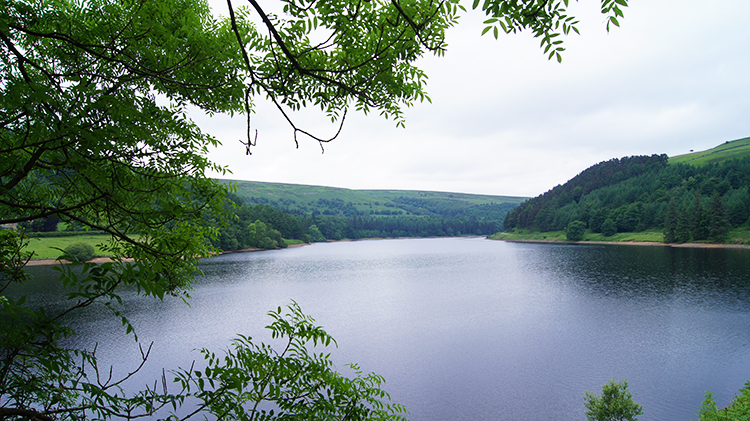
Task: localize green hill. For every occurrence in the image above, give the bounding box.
[669,136,750,165]
[22,180,527,255]
[219,179,526,219]
[501,137,750,244]
[199,180,529,248]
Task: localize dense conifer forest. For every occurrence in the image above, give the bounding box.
[503,152,750,243]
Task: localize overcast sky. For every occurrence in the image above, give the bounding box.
[195,0,750,198]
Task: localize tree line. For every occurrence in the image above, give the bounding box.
[207,193,509,250]
[504,154,750,243]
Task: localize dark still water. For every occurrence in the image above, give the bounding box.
[19,238,750,420]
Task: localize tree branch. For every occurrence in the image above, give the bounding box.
[0,407,55,421]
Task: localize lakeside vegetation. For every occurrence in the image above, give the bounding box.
[214,185,523,244]
[499,137,750,246]
[23,235,115,260]
[211,180,525,247]
[490,228,666,243]
[698,381,750,421]
[493,225,750,246]
[14,185,524,260]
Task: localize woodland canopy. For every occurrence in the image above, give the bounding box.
[504,154,750,243]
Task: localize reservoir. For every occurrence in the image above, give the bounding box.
[19,237,750,420]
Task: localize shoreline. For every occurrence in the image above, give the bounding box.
[24,242,311,267]
[491,237,750,249]
[25,236,750,267]
[23,236,486,267]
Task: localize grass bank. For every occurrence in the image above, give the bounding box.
[24,234,307,261]
[490,228,750,247]
[488,228,663,243]
[24,235,117,260]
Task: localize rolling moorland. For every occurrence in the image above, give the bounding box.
[492,136,750,245]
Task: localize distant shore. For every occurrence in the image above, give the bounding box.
[491,237,750,249]
[25,236,750,267]
[25,242,310,267]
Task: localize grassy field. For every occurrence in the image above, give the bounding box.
[490,227,750,246]
[222,179,527,215]
[489,228,666,244]
[726,226,750,245]
[669,136,750,165]
[24,235,116,260]
[488,229,567,241]
[25,234,308,260]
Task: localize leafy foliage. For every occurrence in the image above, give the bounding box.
[584,378,643,421]
[697,381,750,421]
[63,242,96,262]
[0,230,31,288]
[565,220,585,241]
[174,302,407,421]
[474,0,627,62]
[601,218,617,237]
[308,224,327,242]
[1,0,238,292]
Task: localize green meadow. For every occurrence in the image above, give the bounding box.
[669,136,750,165]
[24,235,117,260]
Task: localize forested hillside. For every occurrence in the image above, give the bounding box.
[503,138,750,243]
[205,183,526,250]
[18,181,525,252]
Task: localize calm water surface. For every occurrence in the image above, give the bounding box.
[19,238,750,420]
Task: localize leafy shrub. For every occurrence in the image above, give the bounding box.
[566,220,586,241]
[584,378,643,421]
[308,225,326,242]
[64,242,95,262]
[698,381,750,421]
[602,218,617,236]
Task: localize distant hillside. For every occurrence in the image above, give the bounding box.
[203,180,527,247]
[669,137,750,165]
[219,179,526,219]
[503,137,750,243]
